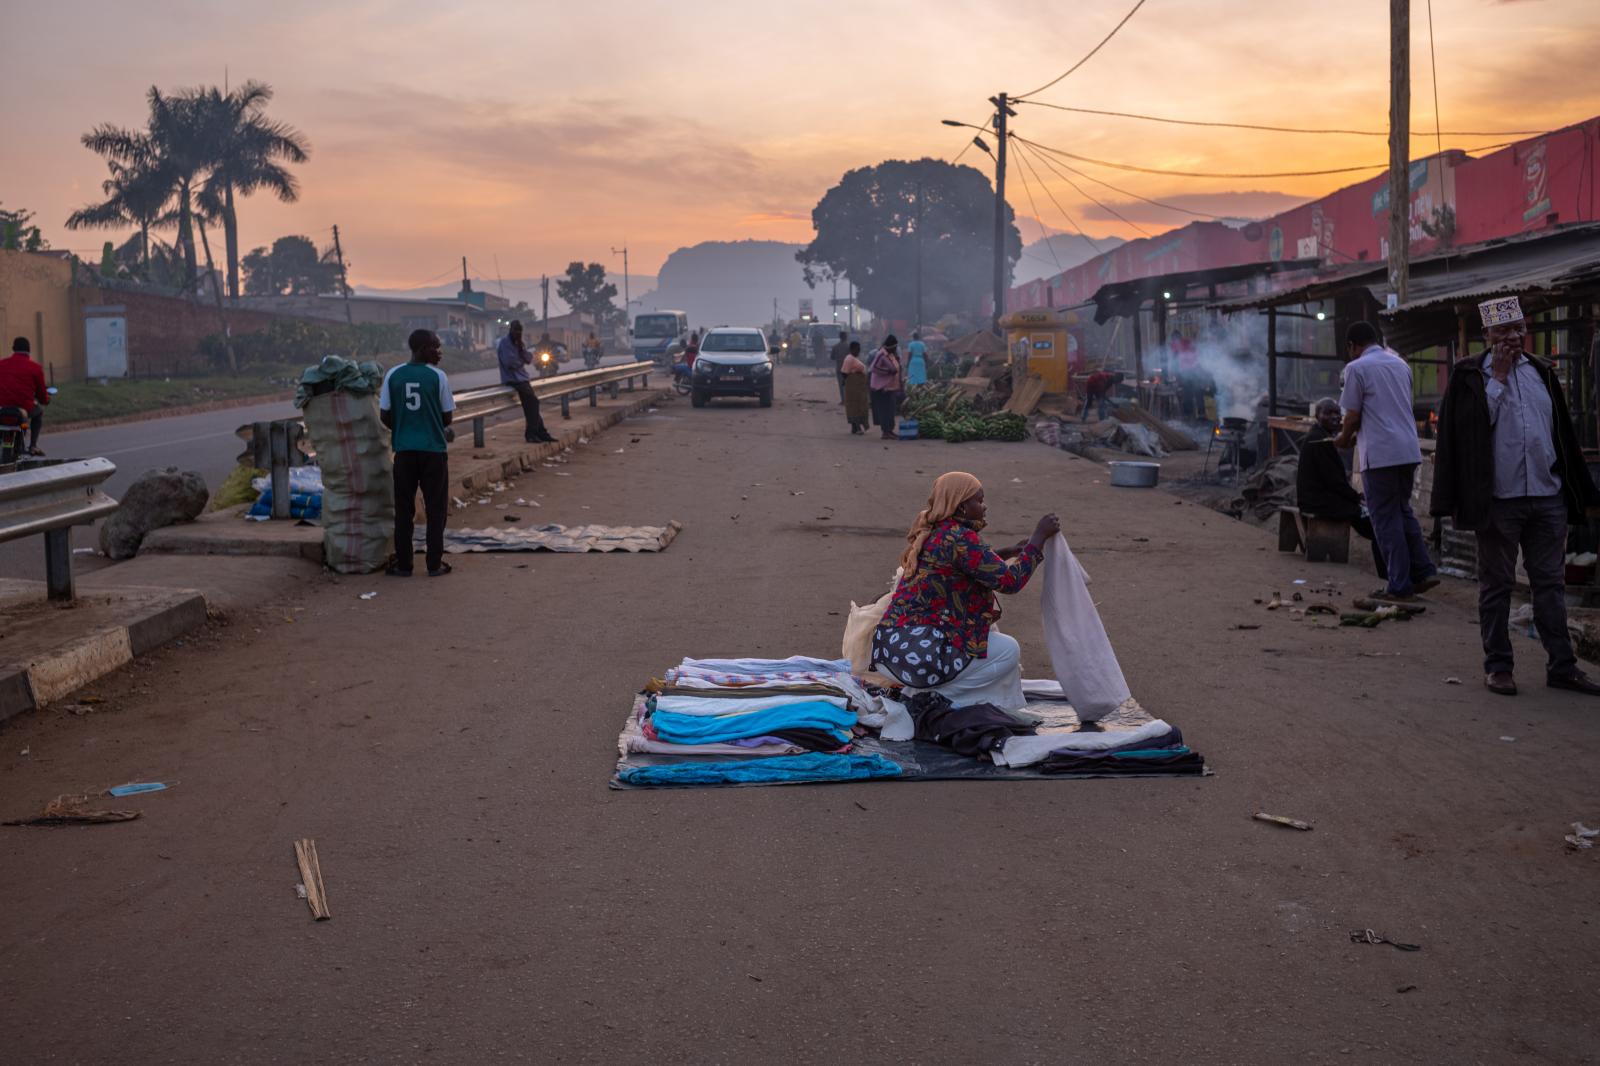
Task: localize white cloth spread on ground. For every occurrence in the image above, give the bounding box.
[1041,533,1133,722]
[991,718,1173,769]
[653,693,851,716]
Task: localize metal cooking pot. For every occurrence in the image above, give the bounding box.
[1108,461,1160,488]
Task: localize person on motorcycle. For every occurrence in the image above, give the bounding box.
[582,332,602,368]
[496,321,556,443]
[0,338,50,457]
[684,330,700,369]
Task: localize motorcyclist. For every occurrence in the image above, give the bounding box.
[582,332,602,368]
[684,330,700,369]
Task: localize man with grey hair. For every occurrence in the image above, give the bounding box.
[1296,397,1385,579]
[1432,296,1600,697]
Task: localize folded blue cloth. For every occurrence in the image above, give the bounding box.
[618,752,901,787]
[650,701,855,744]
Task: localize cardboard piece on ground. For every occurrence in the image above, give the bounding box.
[1004,374,1046,417]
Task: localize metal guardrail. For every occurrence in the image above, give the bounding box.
[0,457,119,601]
[452,362,654,447]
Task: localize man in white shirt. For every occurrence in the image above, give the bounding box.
[1335,321,1439,600]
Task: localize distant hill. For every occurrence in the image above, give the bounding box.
[1013,234,1126,285]
[354,274,656,317]
[633,240,827,328]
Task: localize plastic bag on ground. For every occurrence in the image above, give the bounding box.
[298,359,393,573]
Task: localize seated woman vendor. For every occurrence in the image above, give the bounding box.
[872,471,1060,711]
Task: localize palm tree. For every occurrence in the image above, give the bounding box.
[81,87,212,291]
[65,142,172,279]
[194,82,310,299]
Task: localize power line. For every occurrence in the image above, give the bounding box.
[1020,134,1523,179]
[1011,141,1109,255]
[1014,136,1226,219]
[1427,0,1444,158]
[1014,98,1544,138]
[1014,0,1149,101]
[1009,143,1065,272]
[951,114,992,165]
[1016,139,1153,237]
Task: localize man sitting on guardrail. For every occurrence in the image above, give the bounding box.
[0,337,50,457]
[381,329,456,578]
[498,320,557,444]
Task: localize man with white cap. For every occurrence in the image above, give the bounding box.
[1432,296,1600,697]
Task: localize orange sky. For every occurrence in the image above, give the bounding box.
[10,0,1599,287]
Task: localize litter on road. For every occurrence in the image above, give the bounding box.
[1253,812,1313,831]
[4,794,141,827]
[293,838,331,920]
[107,782,167,797]
[1350,928,1422,951]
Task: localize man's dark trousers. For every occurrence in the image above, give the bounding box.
[1476,494,1577,678]
[1363,462,1435,594]
[511,380,549,441]
[394,450,449,573]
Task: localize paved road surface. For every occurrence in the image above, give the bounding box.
[0,357,640,579]
[2,371,1597,1064]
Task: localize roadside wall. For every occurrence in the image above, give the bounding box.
[71,284,284,379]
[0,250,76,381]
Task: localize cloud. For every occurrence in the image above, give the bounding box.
[1077,189,1311,225]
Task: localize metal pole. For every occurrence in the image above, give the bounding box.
[991,93,1010,333]
[915,179,924,331]
[269,420,290,520]
[473,416,486,448]
[1268,306,1279,417]
[44,528,73,602]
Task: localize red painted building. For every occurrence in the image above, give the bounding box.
[1008,117,1600,313]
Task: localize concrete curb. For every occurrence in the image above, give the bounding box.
[0,589,208,724]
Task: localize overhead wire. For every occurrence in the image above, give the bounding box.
[1009,141,1065,272]
[1427,0,1444,158]
[1014,137,1226,220]
[1010,140,1109,254]
[1015,138,1152,237]
[1014,0,1149,101]
[1018,135,1524,179]
[951,114,992,165]
[1013,99,1543,139]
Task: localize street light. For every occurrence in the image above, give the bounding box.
[1316,311,1327,321]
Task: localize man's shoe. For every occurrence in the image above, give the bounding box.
[1548,671,1600,695]
[1412,574,1441,594]
[427,562,454,577]
[1484,672,1518,696]
[1369,587,1416,602]
[385,563,413,577]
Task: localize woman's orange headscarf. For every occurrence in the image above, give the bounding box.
[897,471,983,577]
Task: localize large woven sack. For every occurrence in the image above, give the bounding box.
[842,569,902,687]
[303,390,394,573]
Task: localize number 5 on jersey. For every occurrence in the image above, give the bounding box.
[405,381,422,411]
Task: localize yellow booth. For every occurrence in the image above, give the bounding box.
[998,308,1078,393]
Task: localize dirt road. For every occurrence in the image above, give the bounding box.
[3,370,1598,1065]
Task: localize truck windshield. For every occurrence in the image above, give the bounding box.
[634,315,679,338]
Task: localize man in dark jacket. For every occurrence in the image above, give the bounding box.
[1297,399,1385,579]
[1431,296,1600,697]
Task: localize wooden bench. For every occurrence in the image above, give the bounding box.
[1278,506,1351,564]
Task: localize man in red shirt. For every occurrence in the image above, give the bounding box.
[0,338,50,456]
[1082,369,1124,423]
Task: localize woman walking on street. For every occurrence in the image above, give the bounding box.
[841,341,871,435]
[905,331,928,386]
[870,335,902,439]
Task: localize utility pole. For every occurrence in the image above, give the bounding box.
[331,224,353,326]
[990,93,1014,334]
[914,180,925,332]
[611,244,630,319]
[540,274,550,331]
[1388,0,1411,308]
[461,256,469,291]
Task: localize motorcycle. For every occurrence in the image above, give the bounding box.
[582,342,602,370]
[0,406,30,464]
[535,346,561,379]
[671,362,693,396]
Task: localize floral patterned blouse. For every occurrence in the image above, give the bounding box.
[878,518,1042,659]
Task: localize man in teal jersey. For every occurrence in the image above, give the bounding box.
[380,329,456,576]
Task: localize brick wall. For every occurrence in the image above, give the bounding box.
[71,284,284,379]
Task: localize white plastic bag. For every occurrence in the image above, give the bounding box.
[842,569,902,686]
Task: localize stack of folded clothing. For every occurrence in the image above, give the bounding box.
[617,656,902,786]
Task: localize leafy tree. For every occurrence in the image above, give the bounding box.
[65,146,172,278]
[555,261,623,331]
[797,158,1020,322]
[242,235,341,295]
[0,204,49,251]
[193,82,309,299]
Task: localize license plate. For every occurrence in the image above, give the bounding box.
[721,374,742,381]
